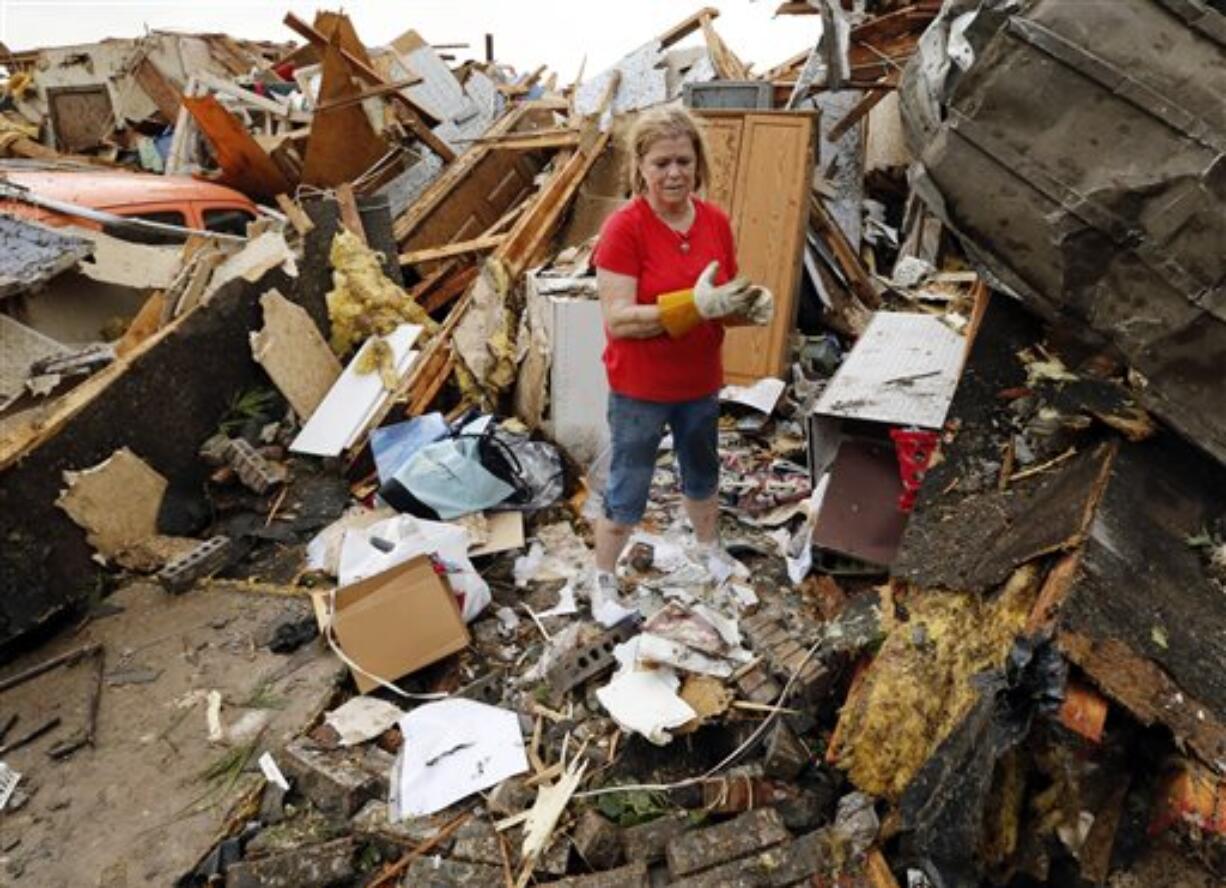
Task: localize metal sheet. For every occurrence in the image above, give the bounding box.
[901,0,1226,464]
[814,311,964,429]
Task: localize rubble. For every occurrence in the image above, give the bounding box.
[0,2,1223,886]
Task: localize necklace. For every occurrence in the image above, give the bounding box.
[654,200,695,254]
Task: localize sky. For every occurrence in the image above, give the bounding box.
[0,1,821,80]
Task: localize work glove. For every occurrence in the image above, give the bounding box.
[657,261,757,338]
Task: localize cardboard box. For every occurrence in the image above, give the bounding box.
[326,554,469,694]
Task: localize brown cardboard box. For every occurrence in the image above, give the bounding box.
[327,554,469,694]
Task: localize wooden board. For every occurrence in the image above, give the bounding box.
[698,111,816,384]
[393,104,553,260]
[182,95,292,201]
[301,38,389,189]
[132,57,184,123]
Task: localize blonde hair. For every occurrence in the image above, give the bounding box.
[627,106,710,196]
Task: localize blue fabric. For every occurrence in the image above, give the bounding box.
[603,392,720,525]
[371,413,450,485]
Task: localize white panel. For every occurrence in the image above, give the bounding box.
[813,311,964,429]
[290,324,422,457]
[548,296,609,465]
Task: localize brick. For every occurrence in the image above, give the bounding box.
[667,829,827,888]
[621,812,691,864]
[350,800,460,858]
[403,857,504,887]
[540,860,650,887]
[226,437,288,493]
[452,817,569,877]
[666,808,790,879]
[763,722,810,781]
[157,535,233,593]
[279,736,379,817]
[225,837,353,888]
[571,808,624,870]
[547,616,641,697]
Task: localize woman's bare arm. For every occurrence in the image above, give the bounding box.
[599,268,664,339]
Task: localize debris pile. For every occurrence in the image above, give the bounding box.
[0,2,1223,887]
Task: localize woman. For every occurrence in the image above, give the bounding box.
[592,106,773,595]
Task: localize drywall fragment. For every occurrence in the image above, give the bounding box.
[250,289,342,421]
[56,448,167,559]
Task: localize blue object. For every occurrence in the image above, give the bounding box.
[370,412,451,485]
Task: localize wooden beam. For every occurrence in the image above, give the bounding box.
[420,266,480,315]
[335,183,366,244]
[181,94,292,200]
[399,234,505,266]
[283,12,456,163]
[470,129,580,151]
[311,76,422,112]
[826,74,898,142]
[657,7,721,49]
[809,193,881,310]
[131,56,183,122]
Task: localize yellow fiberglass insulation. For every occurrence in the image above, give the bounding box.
[326,229,438,358]
[834,564,1042,800]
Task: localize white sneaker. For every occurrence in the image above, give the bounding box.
[696,542,748,584]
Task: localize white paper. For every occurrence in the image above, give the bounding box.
[258,752,290,792]
[394,699,529,819]
[596,668,696,746]
[290,325,422,457]
[636,633,736,678]
[324,696,405,747]
[719,377,787,414]
[536,582,579,619]
[0,762,21,811]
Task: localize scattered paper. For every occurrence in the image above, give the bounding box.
[206,690,224,744]
[596,667,697,746]
[258,752,290,792]
[393,699,529,819]
[324,696,405,747]
[0,762,21,811]
[719,377,787,414]
[536,582,579,619]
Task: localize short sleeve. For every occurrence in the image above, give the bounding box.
[593,205,641,277]
[716,207,739,279]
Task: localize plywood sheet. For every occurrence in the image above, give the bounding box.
[250,289,342,421]
[301,39,389,189]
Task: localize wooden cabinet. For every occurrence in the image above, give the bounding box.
[697,111,817,384]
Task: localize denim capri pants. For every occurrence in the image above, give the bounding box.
[603,391,720,525]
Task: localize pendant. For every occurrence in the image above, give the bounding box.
[679,240,690,253]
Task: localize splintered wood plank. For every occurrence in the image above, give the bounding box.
[301,36,389,189]
[399,234,505,266]
[393,103,552,257]
[181,94,292,200]
[283,12,454,161]
[132,56,183,122]
[712,111,816,384]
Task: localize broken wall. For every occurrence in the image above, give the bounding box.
[0,267,293,645]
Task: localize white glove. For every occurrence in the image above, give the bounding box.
[742,285,775,326]
[693,261,754,320]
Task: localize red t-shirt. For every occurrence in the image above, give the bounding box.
[593,196,739,402]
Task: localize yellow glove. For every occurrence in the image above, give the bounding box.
[657,261,755,338]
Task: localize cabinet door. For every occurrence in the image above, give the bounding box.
[698,112,815,384]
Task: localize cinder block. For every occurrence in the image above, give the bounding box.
[225,837,353,888]
[279,737,378,817]
[665,808,789,879]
